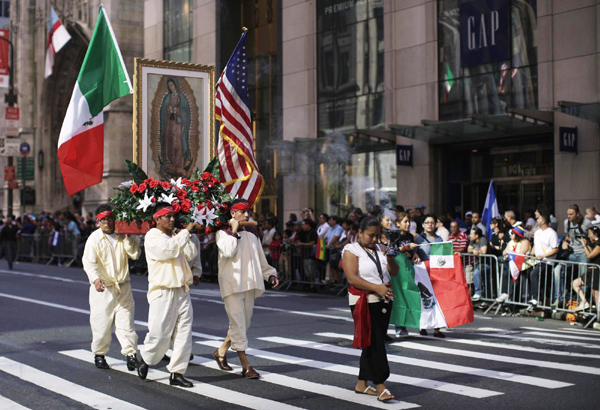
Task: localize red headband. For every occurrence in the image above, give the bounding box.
[96,210,113,221]
[231,202,251,211]
[153,206,175,219]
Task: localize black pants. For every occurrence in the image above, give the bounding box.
[351,300,392,385]
[2,241,17,269]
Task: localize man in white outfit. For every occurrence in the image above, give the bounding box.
[137,204,201,388]
[213,199,279,379]
[82,205,141,371]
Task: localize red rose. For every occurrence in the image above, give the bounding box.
[202,185,209,193]
[216,221,222,227]
[205,227,212,234]
[177,189,187,200]
[144,178,152,184]
[161,181,171,189]
[137,183,147,193]
[149,179,160,189]
[191,185,200,192]
[201,172,211,180]
[151,197,156,203]
[181,199,192,213]
[130,183,138,194]
[172,203,181,213]
[211,177,219,184]
[182,178,192,186]
[207,181,214,188]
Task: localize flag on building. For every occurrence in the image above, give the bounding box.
[44,7,72,78]
[390,242,473,329]
[507,252,525,281]
[443,63,455,102]
[58,5,132,196]
[314,238,326,261]
[215,28,264,205]
[481,180,500,241]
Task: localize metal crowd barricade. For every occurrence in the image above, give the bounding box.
[16,232,78,266]
[460,252,501,304]
[475,254,599,328]
[46,232,78,267]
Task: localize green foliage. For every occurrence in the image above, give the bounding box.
[126,160,148,184]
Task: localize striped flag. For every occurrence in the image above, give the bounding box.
[314,238,327,261]
[44,7,71,78]
[507,253,525,281]
[215,29,264,205]
[58,5,132,196]
[481,180,500,241]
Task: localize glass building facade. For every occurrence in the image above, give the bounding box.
[163,0,193,62]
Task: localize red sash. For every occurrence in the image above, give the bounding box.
[349,285,373,349]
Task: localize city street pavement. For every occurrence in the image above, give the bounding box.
[1,260,600,409]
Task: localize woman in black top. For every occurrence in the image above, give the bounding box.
[489,217,507,257]
[572,225,600,313]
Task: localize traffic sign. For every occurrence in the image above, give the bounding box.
[4,165,15,181]
[0,137,20,156]
[5,107,19,136]
[19,142,30,157]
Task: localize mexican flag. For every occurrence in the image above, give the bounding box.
[390,242,473,329]
[58,5,132,196]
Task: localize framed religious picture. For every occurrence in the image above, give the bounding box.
[133,58,215,180]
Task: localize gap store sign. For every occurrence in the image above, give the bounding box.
[460,0,510,67]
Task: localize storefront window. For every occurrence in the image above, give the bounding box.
[164,0,193,62]
[438,0,538,120]
[317,0,385,136]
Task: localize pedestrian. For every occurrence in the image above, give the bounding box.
[343,216,399,402]
[82,205,141,371]
[296,219,318,291]
[571,225,600,314]
[0,216,19,270]
[137,204,201,388]
[213,199,279,379]
[268,231,283,271]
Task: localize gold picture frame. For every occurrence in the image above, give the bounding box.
[133,58,215,180]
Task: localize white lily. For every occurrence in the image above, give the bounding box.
[159,192,177,204]
[136,192,155,212]
[118,180,133,188]
[191,206,206,225]
[203,206,219,224]
[170,177,185,189]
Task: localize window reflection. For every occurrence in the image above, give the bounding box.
[163,0,193,63]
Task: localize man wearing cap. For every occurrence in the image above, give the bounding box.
[82,204,141,371]
[137,204,201,388]
[213,198,279,379]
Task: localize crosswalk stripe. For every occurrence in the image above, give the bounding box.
[190,356,419,409]
[261,336,572,389]
[472,332,600,349]
[60,349,305,410]
[0,357,145,410]
[0,395,30,410]
[521,327,600,338]
[521,330,600,342]
[196,340,502,398]
[559,327,600,335]
[394,342,600,376]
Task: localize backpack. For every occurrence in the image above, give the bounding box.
[565,300,580,323]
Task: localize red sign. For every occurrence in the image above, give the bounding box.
[0,29,8,87]
[5,107,19,120]
[8,181,19,189]
[4,165,15,181]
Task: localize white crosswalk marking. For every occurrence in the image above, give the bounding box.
[196,340,502,398]
[0,395,30,410]
[0,357,145,410]
[60,349,305,410]
[190,356,420,409]
[261,336,572,389]
[522,327,600,337]
[521,330,600,342]
[472,332,600,349]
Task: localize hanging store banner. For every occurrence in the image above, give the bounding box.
[396,144,413,167]
[559,127,577,154]
[459,0,510,68]
[0,29,8,88]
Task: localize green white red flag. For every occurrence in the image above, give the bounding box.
[58,5,132,196]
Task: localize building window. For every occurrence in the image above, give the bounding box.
[164,0,193,63]
[316,0,385,137]
[438,0,538,121]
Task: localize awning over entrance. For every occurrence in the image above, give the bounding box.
[555,101,600,123]
[388,109,554,145]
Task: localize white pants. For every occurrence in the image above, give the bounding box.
[140,287,193,374]
[223,290,255,351]
[89,281,137,356]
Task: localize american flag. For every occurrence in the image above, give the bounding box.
[215,29,264,206]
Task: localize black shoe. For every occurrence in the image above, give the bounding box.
[94,355,109,369]
[127,354,138,371]
[419,329,428,336]
[190,354,194,361]
[137,359,149,380]
[170,373,193,388]
[433,331,446,339]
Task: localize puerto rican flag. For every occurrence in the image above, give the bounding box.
[44,7,71,78]
[507,253,525,281]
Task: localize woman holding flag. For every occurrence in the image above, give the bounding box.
[343,217,399,403]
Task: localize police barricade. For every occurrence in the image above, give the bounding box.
[16,232,78,266]
[279,245,347,295]
[480,255,598,328]
[460,253,501,305]
[46,232,79,267]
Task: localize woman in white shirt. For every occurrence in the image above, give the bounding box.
[342,217,399,403]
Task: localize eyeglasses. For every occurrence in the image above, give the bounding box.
[423,221,435,225]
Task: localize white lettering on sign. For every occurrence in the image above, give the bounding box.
[467,10,500,50]
[323,0,367,15]
[398,149,411,163]
[563,132,576,147]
